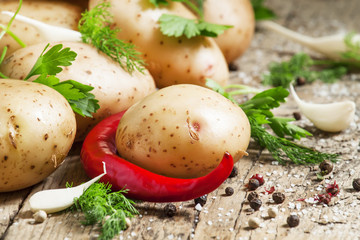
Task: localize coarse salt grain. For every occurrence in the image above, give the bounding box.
[207,221,213,225]
[195,203,202,211]
[167,234,174,239]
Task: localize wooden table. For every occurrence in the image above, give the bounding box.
[2,0,360,239]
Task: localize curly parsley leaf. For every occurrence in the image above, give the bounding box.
[251,0,276,21]
[25,44,99,117]
[78,2,145,74]
[262,53,348,88]
[206,79,338,164]
[73,182,138,240]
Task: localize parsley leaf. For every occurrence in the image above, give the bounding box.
[149,0,169,7]
[342,32,360,68]
[251,0,276,21]
[262,53,348,88]
[73,182,138,240]
[206,79,339,164]
[78,2,145,74]
[26,44,99,117]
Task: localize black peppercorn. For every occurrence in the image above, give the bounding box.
[247,192,259,202]
[249,198,262,211]
[194,194,207,206]
[352,178,360,191]
[228,166,238,178]
[164,203,177,217]
[293,112,301,121]
[248,178,260,190]
[272,192,285,204]
[225,187,234,196]
[228,62,238,71]
[287,214,300,227]
[296,76,306,86]
[319,160,333,175]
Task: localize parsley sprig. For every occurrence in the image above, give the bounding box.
[151,0,232,38]
[78,2,145,73]
[206,79,339,164]
[73,182,138,240]
[25,44,99,117]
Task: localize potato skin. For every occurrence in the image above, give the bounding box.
[203,0,255,63]
[89,0,229,88]
[0,42,156,141]
[0,79,76,192]
[115,84,250,179]
[0,0,82,56]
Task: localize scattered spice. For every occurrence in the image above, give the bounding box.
[250,198,262,211]
[263,186,276,194]
[228,62,238,71]
[353,178,360,191]
[326,181,339,197]
[293,111,302,120]
[319,160,333,175]
[296,76,306,86]
[315,193,332,205]
[228,166,238,178]
[268,207,278,218]
[249,174,265,186]
[225,187,234,196]
[272,192,285,204]
[248,179,260,190]
[247,192,259,202]
[287,214,300,227]
[248,217,261,229]
[33,210,47,223]
[164,203,177,217]
[194,194,207,206]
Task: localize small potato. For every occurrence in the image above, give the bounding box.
[116,84,250,179]
[89,0,229,88]
[0,0,82,56]
[0,42,156,140]
[203,0,255,63]
[0,79,76,192]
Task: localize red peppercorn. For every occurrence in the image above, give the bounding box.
[326,181,339,197]
[317,194,331,205]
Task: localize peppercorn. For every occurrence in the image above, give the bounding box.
[293,112,301,121]
[228,166,238,178]
[228,62,238,71]
[194,194,207,206]
[272,192,285,204]
[247,192,259,202]
[249,174,264,186]
[248,179,260,190]
[225,187,234,196]
[353,178,360,191]
[287,214,300,227]
[249,198,262,211]
[296,76,306,86]
[319,160,333,175]
[164,203,177,217]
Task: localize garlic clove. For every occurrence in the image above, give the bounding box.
[290,85,355,132]
[29,162,107,214]
[1,11,82,43]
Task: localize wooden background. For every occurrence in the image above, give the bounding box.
[1,0,360,239]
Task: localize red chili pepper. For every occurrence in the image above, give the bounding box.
[80,111,234,202]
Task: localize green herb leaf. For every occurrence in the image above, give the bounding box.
[342,32,360,67]
[149,0,169,7]
[73,182,138,240]
[78,2,145,73]
[251,0,276,21]
[26,44,99,117]
[262,53,348,88]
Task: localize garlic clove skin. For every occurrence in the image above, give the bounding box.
[290,85,355,132]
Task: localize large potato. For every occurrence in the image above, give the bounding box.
[0,0,82,56]
[0,42,157,140]
[89,0,229,88]
[202,0,255,63]
[0,79,76,192]
[116,84,250,179]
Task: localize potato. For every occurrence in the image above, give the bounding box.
[115,84,250,179]
[0,79,76,192]
[0,41,157,140]
[202,0,255,63]
[0,0,82,56]
[89,0,229,88]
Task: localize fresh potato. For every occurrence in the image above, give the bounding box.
[89,0,229,88]
[0,41,156,140]
[202,0,255,63]
[116,84,250,179]
[0,79,76,192]
[0,0,82,56]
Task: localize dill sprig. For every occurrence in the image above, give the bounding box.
[78,2,145,74]
[73,182,138,240]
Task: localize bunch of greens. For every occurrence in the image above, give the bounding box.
[206,79,338,165]
[150,0,233,38]
[72,182,138,240]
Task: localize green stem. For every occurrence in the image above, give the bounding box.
[181,0,204,19]
[224,84,261,96]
